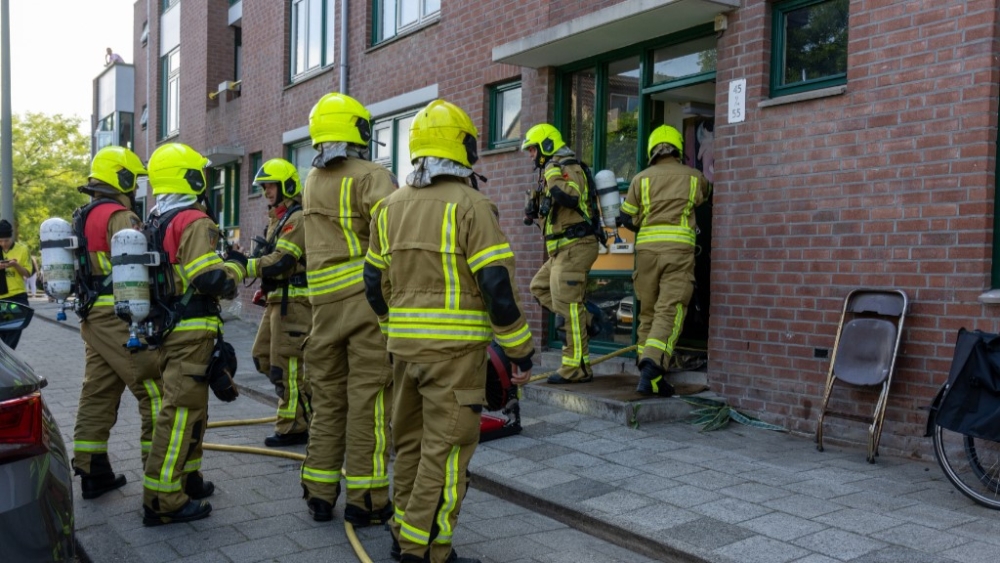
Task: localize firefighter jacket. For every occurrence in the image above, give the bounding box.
[161,209,245,334]
[365,176,534,366]
[81,193,142,310]
[541,155,596,256]
[247,199,307,305]
[619,156,710,252]
[303,158,396,307]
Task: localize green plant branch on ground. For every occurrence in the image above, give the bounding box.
[682,396,787,433]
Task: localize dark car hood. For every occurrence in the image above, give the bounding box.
[0,343,45,401]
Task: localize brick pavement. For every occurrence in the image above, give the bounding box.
[20,299,659,563]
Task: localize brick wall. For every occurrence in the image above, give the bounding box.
[715,0,1000,457]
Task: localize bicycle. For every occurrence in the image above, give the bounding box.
[928,328,1000,509]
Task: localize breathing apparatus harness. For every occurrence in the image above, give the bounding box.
[70,199,128,320]
[533,159,608,247]
[250,202,306,316]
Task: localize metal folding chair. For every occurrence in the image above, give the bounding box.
[816,289,908,463]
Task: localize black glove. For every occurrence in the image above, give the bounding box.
[205,340,239,402]
[225,249,249,269]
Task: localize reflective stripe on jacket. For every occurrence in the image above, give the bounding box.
[620,157,709,250]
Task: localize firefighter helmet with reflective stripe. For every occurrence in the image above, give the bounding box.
[147,143,210,196]
[254,158,301,199]
[409,99,479,168]
[521,123,566,169]
[647,125,683,161]
[309,92,372,147]
[89,145,147,193]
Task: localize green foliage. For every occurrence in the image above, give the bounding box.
[683,396,788,433]
[4,113,90,255]
[783,0,848,85]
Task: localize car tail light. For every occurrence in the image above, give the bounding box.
[0,392,47,463]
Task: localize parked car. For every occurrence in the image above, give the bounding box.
[0,301,75,561]
[616,295,634,332]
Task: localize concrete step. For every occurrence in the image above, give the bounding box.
[523,350,717,427]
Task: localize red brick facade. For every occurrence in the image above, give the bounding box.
[132,0,1000,458]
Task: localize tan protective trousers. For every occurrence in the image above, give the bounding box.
[142,327,214,514]
[74,303,162,472]
[301,293,392,512]
[634,248,695,370]
[390,349,486,563]
[251,300,312,435]
[530,241,600,379]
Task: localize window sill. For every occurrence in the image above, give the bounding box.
[286,65,336,90]
[978,289,1000,304]
[366,17,440,54]
[159,132,180,143]
[481,145,519,157]
[758,85,846,109]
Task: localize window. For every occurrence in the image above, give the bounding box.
[139,105,148,131]
[290,0,335,79]
[161,48,180,137]
[372,112,416,185]
[249,152,263,195]
[287,140,318,188]
[234,27,243,83]
[210,164,240,230]
[488,82,521,149]
[140,22,149,46]
[375,0,440,44]
[770,0,848,97]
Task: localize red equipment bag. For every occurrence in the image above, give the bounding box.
[480,341,521,442]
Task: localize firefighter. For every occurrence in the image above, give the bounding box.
[300,92,395,526]
[248,158,312,447]
[617,125,709,396]
[141,143,248,526]
[70,146,164,499]
[0,219,32,349]
[365,99,534,563]
[522,123,599,384]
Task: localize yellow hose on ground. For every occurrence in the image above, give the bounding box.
[526,344,638,383]
[202,342,640,562]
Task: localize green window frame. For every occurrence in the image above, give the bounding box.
[290,0,336,80]
[372,111,417,184]
[372,0,440,45]
[160,48,180,139]
[248,152,263,195]
[769,0,849,98]
[488,81,522,150]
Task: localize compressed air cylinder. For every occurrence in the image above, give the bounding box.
[39,218,76,302]
[594,170,621,228]
[111,228,152,325]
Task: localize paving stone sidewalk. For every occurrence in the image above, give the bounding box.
[22,299,1000,562]
[21,299,659,563]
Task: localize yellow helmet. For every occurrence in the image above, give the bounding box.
[408,99,479,168]
[147,143,210,196]
[309,92,372,146]
[89,145,147,193]
[647,125,683,161]
[521,123,565,168]
[254,158,301,199]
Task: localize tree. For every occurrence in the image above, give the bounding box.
[4,113,90,255]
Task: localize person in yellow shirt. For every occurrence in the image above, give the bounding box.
[0,219,34,349]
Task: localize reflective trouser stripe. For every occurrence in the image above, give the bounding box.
[433,446,462,545]
[144,407,188,493]
[561,302,583,368]
[74,441,107,453]
[301,466,342,484]
[277,356,301,419]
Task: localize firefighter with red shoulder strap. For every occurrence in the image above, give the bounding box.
[247,158,313,448]
[57,146,165,500]
[136,143,248,527]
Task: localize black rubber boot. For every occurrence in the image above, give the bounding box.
[391,536,402,561]
[264,431,309,447]
[185,473,215,500]
[344,501,393,528]
[142,499,212,526]
[636,360,674,397]
[77,453,127,500]
[308,498,333,522]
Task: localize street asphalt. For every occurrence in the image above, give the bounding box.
[19,297,1000,563]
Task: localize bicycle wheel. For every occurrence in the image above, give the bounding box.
[933,424,1000,510]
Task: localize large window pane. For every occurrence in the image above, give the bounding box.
[399,0,418,28]
[290,142,318,185]
[292,1,306,75]
[376,0,439,43]
[652,35,716,84]
[771,0,848,96]
[291,0,333,79]
[567,68,597,165]
[606,57,640,184]
[395,115,415,183]
[308,0,322,71]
